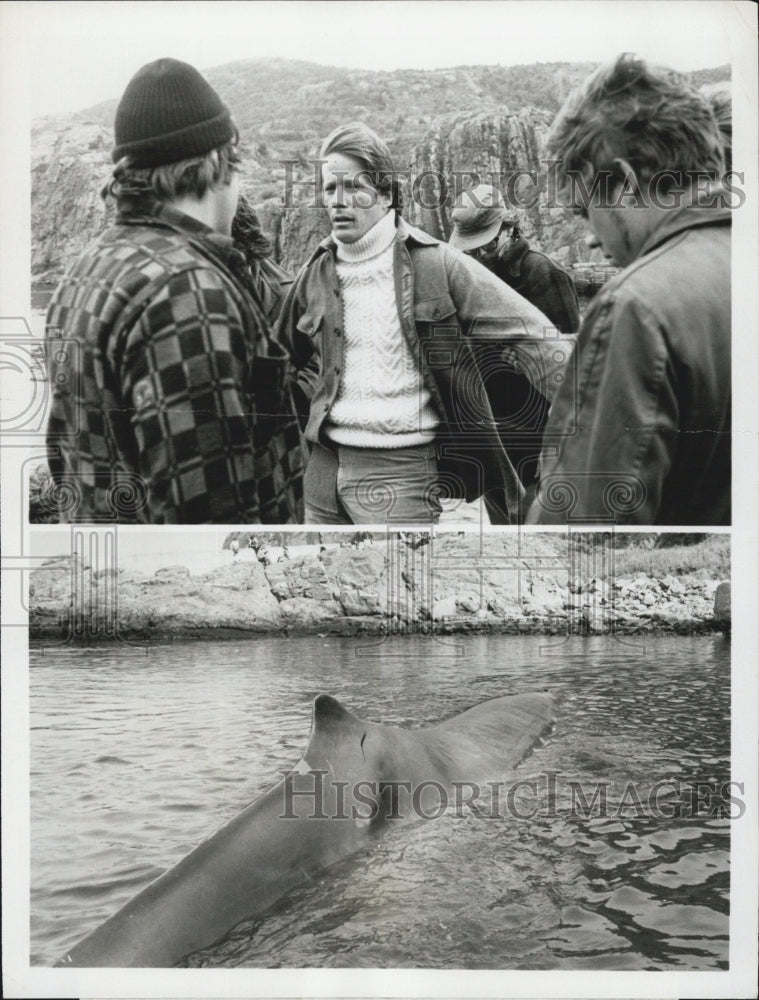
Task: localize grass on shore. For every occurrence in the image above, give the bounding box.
[613,535,729,579]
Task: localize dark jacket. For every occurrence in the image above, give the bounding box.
[491,236,580,335]
[528,202,731,525]
[277,215,575,524]
[45,201,305,524]
[485,236,580,502]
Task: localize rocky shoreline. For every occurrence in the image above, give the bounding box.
[29,535,730,642]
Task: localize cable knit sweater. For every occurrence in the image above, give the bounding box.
[324,211,439,448]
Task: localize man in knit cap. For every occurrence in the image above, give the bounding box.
[278,122,574,524]
[45,58,305,523]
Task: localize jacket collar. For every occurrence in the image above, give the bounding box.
[116,198,237,259]
[637,196,732,259]
[307,212,439,265]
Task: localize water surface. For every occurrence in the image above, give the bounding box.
[30,634,731,969]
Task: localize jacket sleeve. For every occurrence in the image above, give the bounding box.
[527,291,677,524]
[114,268,263,523]
[445,249,575,402]
[274,269,320,425]
[254,257,294,324]
[528,258,581,335]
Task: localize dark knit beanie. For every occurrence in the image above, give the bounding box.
[112,58,234,167]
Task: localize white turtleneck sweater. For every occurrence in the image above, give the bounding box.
[324,210,439,449]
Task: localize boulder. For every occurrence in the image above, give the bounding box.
[333,548,386,615]
[200,561,270,592]
[713,581,731,624]
[432,596,458,621]
[458,591,482,613]
[29,565,72,602]
[153,565,191,580]
[117,584,282,632]
[278,597,340,628]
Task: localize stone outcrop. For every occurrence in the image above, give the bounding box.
[31,118,113,280]
[407,109,605,266]
[29,536,729,641]
[713,581,731,628]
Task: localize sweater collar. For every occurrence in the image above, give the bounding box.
[335,210,397,262]
[309,212,439,265]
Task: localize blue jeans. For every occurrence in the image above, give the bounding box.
[304,441,442,524]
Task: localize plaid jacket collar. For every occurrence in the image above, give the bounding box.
[116,198,243,269]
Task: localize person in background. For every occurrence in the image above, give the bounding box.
[231,193,293,322]
[528,53,730,525]
[449,184,580,335]
[278,122,573,525]
[449,183,580,505]
[46,58,304,524]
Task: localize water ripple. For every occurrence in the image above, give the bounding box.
[31,634,730,969]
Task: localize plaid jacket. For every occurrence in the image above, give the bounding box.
[45,202,305,523]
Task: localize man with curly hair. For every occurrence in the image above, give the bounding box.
[528,53,731,525]
[45,59,305,523]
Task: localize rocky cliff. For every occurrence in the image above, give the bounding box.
[29,534,728,642]
[406,108,592,264]
[31,119,113,280]
[31,58,729,283]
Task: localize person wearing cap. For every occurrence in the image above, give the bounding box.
[45,58,305,523]
[528,54,730,525]
[278,122,573,525]
[449,184,580,336]
[449,184,579,502]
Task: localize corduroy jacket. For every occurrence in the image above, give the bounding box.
[277,215,575,523]
[45,201,305,524]
[528,201,731,525]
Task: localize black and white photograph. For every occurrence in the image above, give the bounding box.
[27,528,735,974]
[15,0,745,529]
[1,1,757,998]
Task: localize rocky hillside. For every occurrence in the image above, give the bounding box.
[29,533,729,641]
[32,58,729,282]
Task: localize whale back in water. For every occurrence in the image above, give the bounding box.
[56,691,553,967]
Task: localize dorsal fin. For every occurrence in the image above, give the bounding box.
[312,693,356,730]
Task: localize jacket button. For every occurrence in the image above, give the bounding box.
[334,328,341,336]
[334,288,340,297]
[334,366,340,374]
